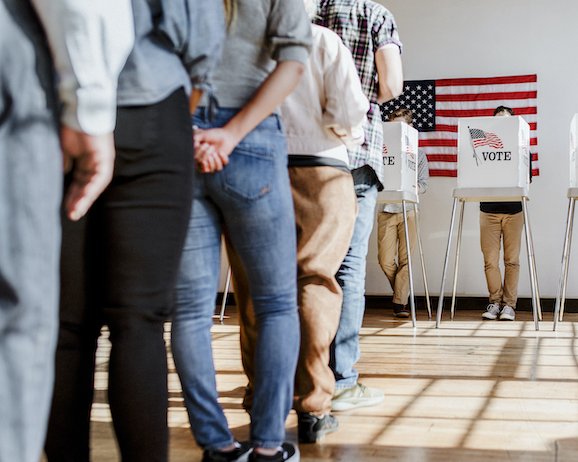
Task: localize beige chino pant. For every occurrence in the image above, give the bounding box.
[479,211,524,308]
[228,166,357,415]
[377,210,417,306]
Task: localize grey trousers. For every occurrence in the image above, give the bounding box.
[0,2,62,462]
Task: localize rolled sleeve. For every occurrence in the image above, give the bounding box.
[31,0,134,135]
[268,0,312,65]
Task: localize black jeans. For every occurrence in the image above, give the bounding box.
[45,88,194,462]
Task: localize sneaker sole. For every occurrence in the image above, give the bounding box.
[298,423,339,444]
[499,315,515,321]
[482,313,498,320]
[331,395,384,412]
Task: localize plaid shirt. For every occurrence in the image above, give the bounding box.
[315,0,402,188]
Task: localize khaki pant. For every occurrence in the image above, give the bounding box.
[480,211,524,308]
[377,210,417,305]
[227,166,357,415]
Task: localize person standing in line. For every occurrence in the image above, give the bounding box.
[315,0,404,411]
[224,0,370,444]
[170,1,312,461]
[44,2,226,462]
[480,106,526,322]
[0,1,134,462]
[377,107,429,319]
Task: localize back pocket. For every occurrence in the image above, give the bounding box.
[221,144,275,202]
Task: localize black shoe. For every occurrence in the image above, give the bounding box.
[393,303,409,318]
[202,441,253,462]
[249,442,299,462]
[298,412,339,443]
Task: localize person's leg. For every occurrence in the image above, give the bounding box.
[91,89,194,462]
[0,3,62,462]
[45,208,103,462]
[211,113,299,449]
[392,209,417,306]
[480,212,504,305]
[501,211,524,308]
[171,175,235,451]
[331,166,378,389]
[377,212,400,291]
[290,167,356,434]
[224,233,258,413]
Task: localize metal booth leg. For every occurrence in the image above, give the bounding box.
[554,197,576,331]
[436,197,459,328]
[524,202,542,321]
[450,201,465,320]
[414,202,432,319]
[219,265,232,323]
[522,198,540,331]
[402,200,416,327]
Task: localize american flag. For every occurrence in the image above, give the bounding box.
[468,128,504,149]
[381,74,538,177]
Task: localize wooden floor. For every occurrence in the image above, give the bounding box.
[85,307,578,462]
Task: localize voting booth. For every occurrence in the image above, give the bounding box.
[436,116,541,330]
[380,121,419,199]
[457,116,531,189]
[378,122,431,325]
[554,114,578,330]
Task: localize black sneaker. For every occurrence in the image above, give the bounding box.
[298,412,339,443]
[248,442,299,462]
[202,441,253,462]
[393,303,409,318]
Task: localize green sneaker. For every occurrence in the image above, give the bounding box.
[331,383,384,411]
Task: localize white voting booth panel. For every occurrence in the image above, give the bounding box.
[457,116,530,189]
[379,122,418,200]
[570,114,578,187]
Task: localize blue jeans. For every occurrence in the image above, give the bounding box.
[331,166,378,389]
[172,108,299,450]
[0,2,62,461]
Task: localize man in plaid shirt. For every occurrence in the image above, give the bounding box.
[315,0,403,411]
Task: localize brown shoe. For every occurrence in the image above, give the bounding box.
[393,303,409,318]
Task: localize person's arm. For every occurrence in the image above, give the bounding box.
[323,32,370,148]
[30,0,134,220]
[375,46,403,104]
[194,60,305,172]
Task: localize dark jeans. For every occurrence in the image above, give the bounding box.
[45,89,194,462]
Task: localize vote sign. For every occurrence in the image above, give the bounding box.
[457,116,530,188]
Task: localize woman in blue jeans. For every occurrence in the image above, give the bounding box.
[170,1,312,462]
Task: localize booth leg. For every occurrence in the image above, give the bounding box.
[414,202,432,319]
[436,198,458,328]
[524,204,542,321]
[450,201,465,320]
[522,198,539,331]
[554,197,576,330]
[403,201,416,327]
[219,265,232,323]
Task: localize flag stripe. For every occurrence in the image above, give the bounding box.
[436,91,537,102]
[436,75,537,87]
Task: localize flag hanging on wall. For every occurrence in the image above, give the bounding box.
[380,74,538,177]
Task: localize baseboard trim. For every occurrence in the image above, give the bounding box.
[217,293,578,313]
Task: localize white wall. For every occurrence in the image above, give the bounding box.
[365,0,578,298]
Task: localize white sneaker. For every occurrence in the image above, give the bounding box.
[331,383,384,411]
[499,305,515,321]
[482,302,501,320]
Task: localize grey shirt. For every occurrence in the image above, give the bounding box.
[118,0,226,106]
[199,0,312,110]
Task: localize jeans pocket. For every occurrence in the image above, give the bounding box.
[221,143,276,202]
